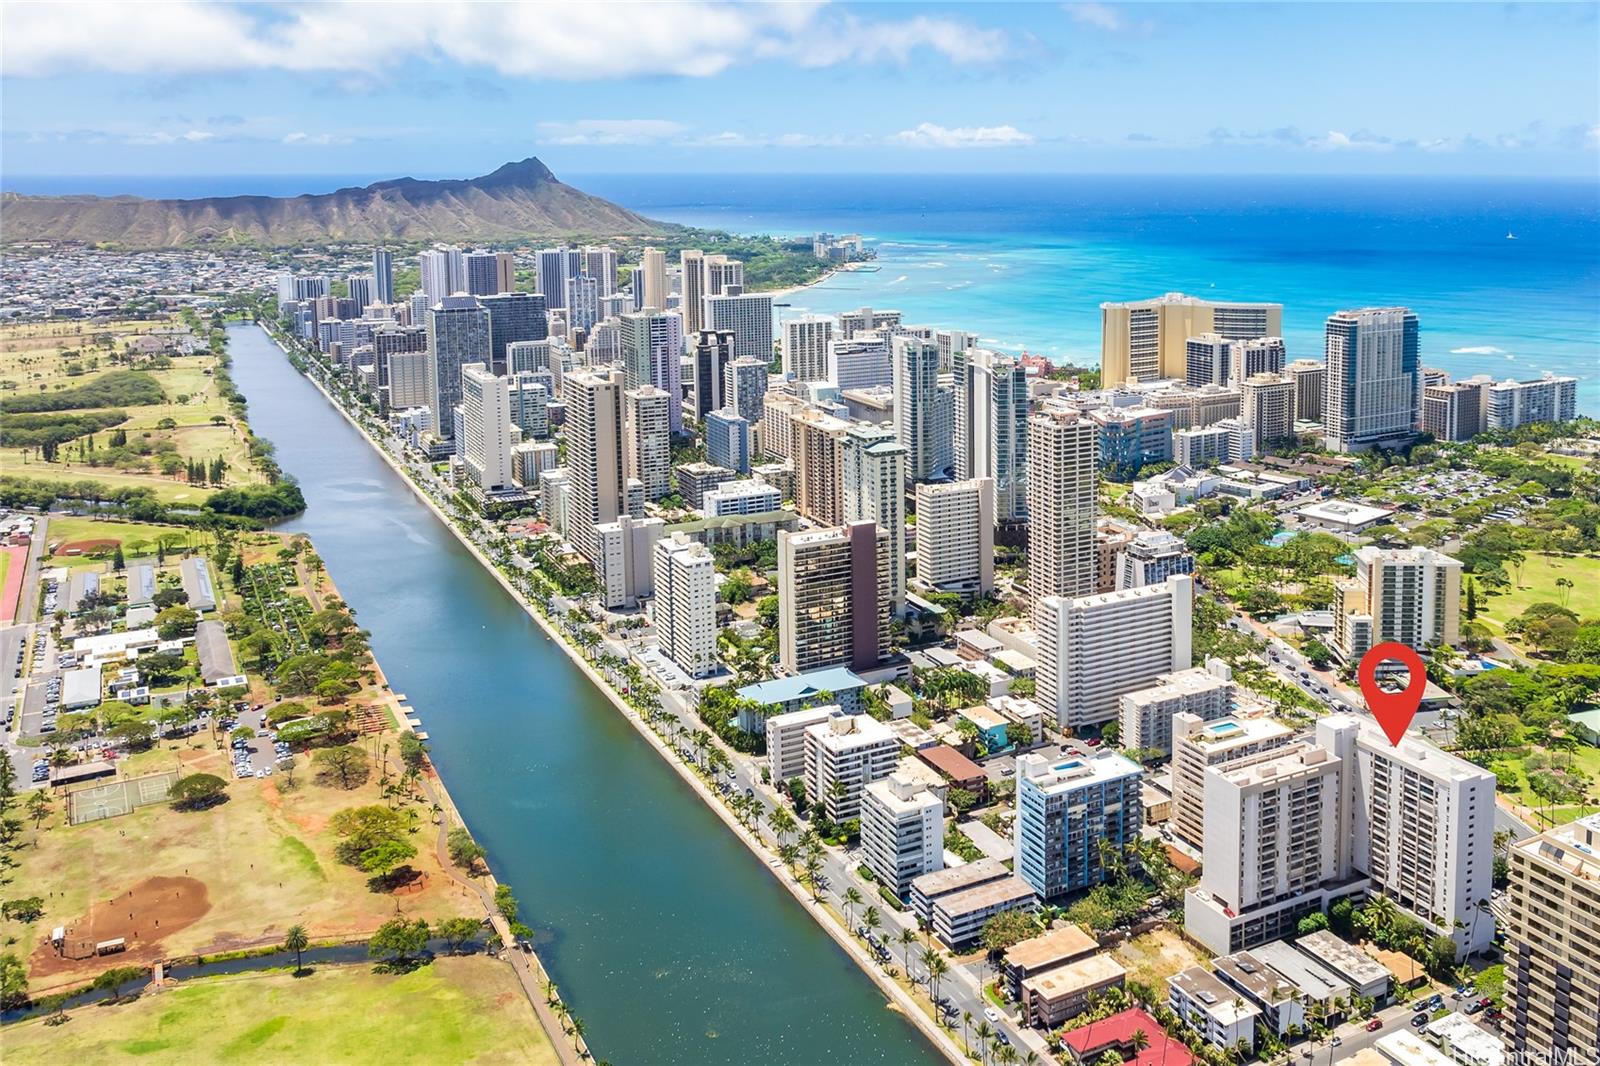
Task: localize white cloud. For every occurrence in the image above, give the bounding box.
[126,129,216,145]
[1309,130,1393,152]
[3,1,1009,79]
[893,123,1035,148]
[537,120,688,146]
[1063,3,1125,31]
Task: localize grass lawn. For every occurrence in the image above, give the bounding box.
[46,516,200,560]
[3,957,558,1066]
[1538,452,1596,473]
[1477,552,1600,633]
[1494,742,1600,826]
[13,737,477,993]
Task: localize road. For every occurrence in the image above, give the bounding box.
[16,514,50,625]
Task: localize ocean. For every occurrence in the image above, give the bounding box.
[9,170,1597,412]
[572,173,1600,414]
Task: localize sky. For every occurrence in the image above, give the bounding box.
[2,1,1597,187]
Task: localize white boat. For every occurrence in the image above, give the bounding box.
[1505,231,1517,240]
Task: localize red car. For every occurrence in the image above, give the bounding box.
[1366,1019,1383,1032]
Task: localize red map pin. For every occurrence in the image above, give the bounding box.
[1358,642,1427,746]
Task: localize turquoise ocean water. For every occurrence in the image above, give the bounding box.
[575,173,1600,414]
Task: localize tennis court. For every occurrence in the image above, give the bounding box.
[68,770,178,824]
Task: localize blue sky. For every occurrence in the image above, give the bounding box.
[3,1,1597,184]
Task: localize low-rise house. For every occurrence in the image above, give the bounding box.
[1022,953,1127,1029]
[1168,965,1260,1052]
[1002,923,1099,1000]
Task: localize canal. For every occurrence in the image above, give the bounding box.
[226,324,941,1065]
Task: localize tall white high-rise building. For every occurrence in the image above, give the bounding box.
[841,424,907,611]
[935,328,980,372]
[913,479,994,597]
[954,348,1030,523]
[1027,409,1098,610]
[706,292,775,367]
[564,367,627,566]
[892,334,943,482]
[862,773,945,897]
[652,532,718,678]
[839,306,901,338]
[1229,337,1287,384]
[620,309,685,432]
[581,246,617,296]
[459,363,516,493]
[1322,716,1496,958]
[638,247,668,312]
[804,714,899,822]
[1323,307,1420,453]
[624,385,672,501]
[566,275,600,334]
[704,254,744,296]
[1487,373,1579,430]
[784,315,835,381]
[1036,575,1194,731]
[419,246,465,302]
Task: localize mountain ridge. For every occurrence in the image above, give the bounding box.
[0,157,668,247]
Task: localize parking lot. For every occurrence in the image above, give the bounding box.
[227,705,294,781]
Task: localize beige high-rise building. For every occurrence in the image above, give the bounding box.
[1422,378,1490,442]
[1285,359,1327,424]
[1507,813,1600,1055]
[777,522,890,676]
[624,385,672,501]
[913,478,994,597]
[792,407,851,526]
[1101,293,1282,387]
[1331,546,1462,664]
[1027,409,1098,611]
[1169,712,1297,849]
[1240,372,1295,449]
[564,367,626,566]
[679,249,706,334]
[638,247,668,312]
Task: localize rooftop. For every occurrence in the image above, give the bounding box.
[911,857,1009,899]
[936,875,1038,917]
[1018,750,1143,793]
[1021,953,1127,999]
[1251,940,1353,1002]
[1061,1007,1194,1066]
[1213,950,1300,1004]
[1004,924,1099,972]
[1169,966,1262,1024]
[1293,930,1390,988]
[737,667,866,706]
[916,744,987,782]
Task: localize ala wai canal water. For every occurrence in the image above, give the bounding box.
[226,324,940,1065]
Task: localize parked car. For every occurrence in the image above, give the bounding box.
[1366,1019,1383,1032]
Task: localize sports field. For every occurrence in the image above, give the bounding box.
[1477,552,1600,633]
[3,957,559,1066]
[0,544,22,623]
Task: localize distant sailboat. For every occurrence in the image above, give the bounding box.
[1505,231,1518,240]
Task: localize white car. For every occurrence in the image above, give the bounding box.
[984,1007,1001,1024]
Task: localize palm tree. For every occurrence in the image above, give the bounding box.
[864,906,882,941]
[899,927,919,976]
[843,887,864,927]
[961,1010,973,1055]
[284,924,309,974]
[928,953,949,1002]
[995,1046,1018,1066]
[975,1020,994,1066]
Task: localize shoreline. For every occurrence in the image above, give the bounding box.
[259,323,965,1066]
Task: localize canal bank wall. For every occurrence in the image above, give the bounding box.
[261,324,964,1066]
